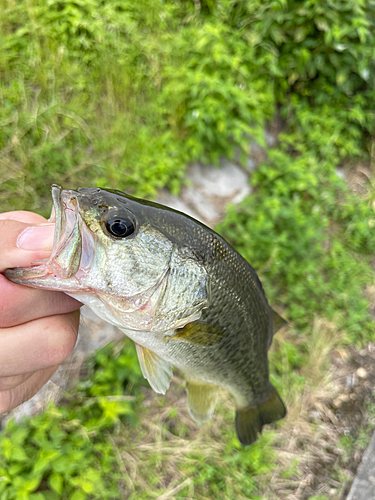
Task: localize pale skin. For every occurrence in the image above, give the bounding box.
[0,211,81,414]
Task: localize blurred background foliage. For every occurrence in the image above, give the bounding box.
[1,0,375,498]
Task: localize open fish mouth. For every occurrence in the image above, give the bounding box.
[48,184,83,279]
[5,185,95,287]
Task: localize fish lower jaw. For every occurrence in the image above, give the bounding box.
[4,264,50,283]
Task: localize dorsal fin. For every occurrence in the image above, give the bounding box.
[272,309,287,335]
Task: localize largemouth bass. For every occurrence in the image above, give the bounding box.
[5,186,286,445]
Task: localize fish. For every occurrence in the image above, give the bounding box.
[5,185,286,445]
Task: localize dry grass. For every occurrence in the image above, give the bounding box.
[265,320,375,499]
[106,317,375,500]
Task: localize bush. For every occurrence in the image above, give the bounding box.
[0,340,145,500]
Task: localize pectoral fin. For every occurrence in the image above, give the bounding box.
[135,345,173,394]
[186,380,218,424]
[170,323,226,347]
[235,385,286,446]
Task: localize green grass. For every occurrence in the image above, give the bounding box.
[0,0,190,214]
[2,0,375,499]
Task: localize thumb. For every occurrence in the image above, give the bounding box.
[0,215,55,273]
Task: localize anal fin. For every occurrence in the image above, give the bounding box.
[186,379,218,424]
[235,385,286,446]
[135,344,173,395]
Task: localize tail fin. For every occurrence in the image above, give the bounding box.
[235,386,286,446]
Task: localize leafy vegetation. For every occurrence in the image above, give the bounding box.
[0,341,144,500]
[218,151,375,344]
[1,0,375,498]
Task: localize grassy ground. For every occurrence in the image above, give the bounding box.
[2,1,375,499]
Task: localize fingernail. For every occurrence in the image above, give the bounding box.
[17,224,55,251]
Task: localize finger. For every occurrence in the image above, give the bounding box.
[0,365,59,414]
[0,275,81,328]
[0,219,55,272]
[0,211,48,224]
[0,372,34,391]
[0,310,80,377]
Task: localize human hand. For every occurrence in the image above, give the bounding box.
[0,211,82,414]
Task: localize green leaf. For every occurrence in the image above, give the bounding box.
[71,490,86,500]
[82,481,94,494]
[49,473,63,494]
[23,476,41,492]
[11,447,28,462]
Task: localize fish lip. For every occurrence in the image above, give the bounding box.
[49,186,80,263]
[50,184,62,241]
[50,186,98,279]
[49,184,79,246]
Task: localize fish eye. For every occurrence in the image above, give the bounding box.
[105,217,135,238]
